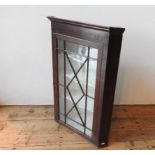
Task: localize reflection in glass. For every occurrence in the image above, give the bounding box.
[66,41,88,58]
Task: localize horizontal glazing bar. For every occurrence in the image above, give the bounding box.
[57,48,98,61]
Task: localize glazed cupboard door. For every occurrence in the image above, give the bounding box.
[48,17,125,147]
[57,38,98,137]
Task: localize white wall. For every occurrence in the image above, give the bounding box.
[0,6,155,105]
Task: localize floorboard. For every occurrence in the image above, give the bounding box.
[0,105,154,150]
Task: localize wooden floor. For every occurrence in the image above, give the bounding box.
[0,105,154,150]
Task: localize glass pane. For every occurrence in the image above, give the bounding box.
[77,62,87,92]
[67,51,87,73]
[76,97,85,113]
[59,85,65,121]
[86,97,94,130]
[75,97,85,125]
[66,97,83,125]
[85,129,92,137]
[89,48,98,59]
[66,41,88,58]
[66,91,85,128]
[66,95,72,113]
[66,55,74,85]
[66,117,84,133]
[67,77,84,103]
[59,114,65,122]
[58,50,64,85]
[66,51,87,91]
[57,39,64,50]
[88,58,97,97]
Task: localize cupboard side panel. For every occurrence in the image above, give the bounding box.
[98,33,124,147]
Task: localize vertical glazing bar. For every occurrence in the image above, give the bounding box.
[64,40,66,123]
[84,47,90,134]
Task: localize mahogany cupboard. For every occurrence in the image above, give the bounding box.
[47,17,125,147]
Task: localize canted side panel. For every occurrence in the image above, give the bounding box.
[98,34,123,147]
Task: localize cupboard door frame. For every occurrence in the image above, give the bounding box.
[53,33,104,143]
